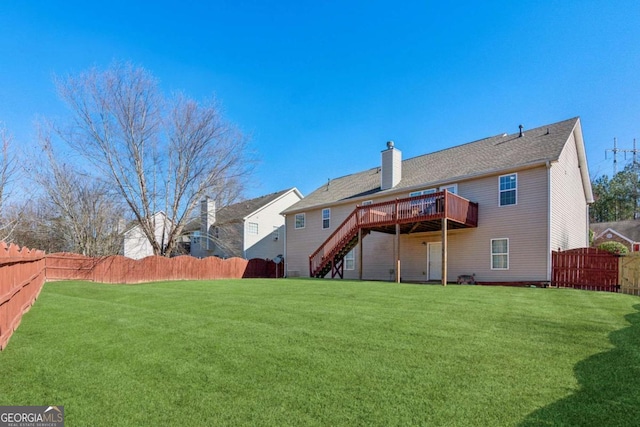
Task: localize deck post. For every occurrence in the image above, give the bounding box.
[442,218,448,286]
[358,227,363,280]
[395,223,401,283]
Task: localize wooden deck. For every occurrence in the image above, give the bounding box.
[309,191,478,278]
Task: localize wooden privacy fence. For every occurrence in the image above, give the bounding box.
[45,253,284,283]
[552,248,620,292]
[620,253,640,296]
[0,243,46,350]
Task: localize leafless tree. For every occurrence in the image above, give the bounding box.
[0,124,20,241]
[27,133,124,256]
[50,62,252,256]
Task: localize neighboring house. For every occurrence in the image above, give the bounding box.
[123,212,171,260]
[591,220,640,252]
[282,117,593,284]
[188,188,303,260]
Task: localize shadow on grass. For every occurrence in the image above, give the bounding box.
[519,304,640,426]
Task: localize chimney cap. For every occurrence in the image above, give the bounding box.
[386,140,395,149]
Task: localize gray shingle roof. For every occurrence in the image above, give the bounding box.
[284,117,580,213]
[215,188,295,224]
[591,220,640,242]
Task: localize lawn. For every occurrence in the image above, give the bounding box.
[1,279,639,426]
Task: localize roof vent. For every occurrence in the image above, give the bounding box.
[518,124,524,137]
[387,140,395,149]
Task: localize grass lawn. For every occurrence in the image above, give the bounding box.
[1,279,639,426]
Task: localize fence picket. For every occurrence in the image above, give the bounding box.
[552,248,619,292]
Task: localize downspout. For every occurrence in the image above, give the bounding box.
[283,214,288,278]
[242,219,247,259]
[546,160,552,282]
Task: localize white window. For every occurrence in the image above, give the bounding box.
[410,189,436,198]
[272,226,279,241]
[295,213,305,229]
[322,208,330,229]
[499,174,517,206]
[440,184,457,194]
[410,189,436,207]
[247,222,259,235]
[345,249,355,270]
[491,238,509,270]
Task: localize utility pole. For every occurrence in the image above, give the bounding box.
[606,137,640,219]
[605,137,619,174]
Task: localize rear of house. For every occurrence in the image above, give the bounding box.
[283,118,592,284]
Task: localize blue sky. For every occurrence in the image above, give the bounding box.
[1,1,639,199]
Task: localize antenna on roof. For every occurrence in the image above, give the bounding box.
[518,124,524,138]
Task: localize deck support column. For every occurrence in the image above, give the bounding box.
[358,227,363,280]
[395,223,401,283]
[442,218,448,286]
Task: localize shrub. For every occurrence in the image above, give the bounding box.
[597,241,629,255]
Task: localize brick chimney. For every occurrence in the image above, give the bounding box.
[381,141,402,190]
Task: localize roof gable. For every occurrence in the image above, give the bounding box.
[285,117,581,213]
[216,188,299,224]
[591,220,640,243]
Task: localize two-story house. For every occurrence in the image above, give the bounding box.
[282,117,593,284]
[189,188,303,260]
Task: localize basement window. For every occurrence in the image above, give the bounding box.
[491,238,509,270]
[345,249,355,270]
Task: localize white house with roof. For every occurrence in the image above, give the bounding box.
[188,188,303,260]
[282,117,593,284]
[123,211,171,260]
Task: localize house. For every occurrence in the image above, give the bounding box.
[591,220,640,252]
[282,117,593,284]
[188,188,303,260]
[123,211,171,260]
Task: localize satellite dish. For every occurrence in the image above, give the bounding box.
[273,255,283,264]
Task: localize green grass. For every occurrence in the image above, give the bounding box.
[1,279,639,426]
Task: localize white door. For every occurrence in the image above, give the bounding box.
[428,242,442,281]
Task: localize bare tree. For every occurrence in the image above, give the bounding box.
[0,124,20,241]
[27,133,124,256]
[51,62,251,256]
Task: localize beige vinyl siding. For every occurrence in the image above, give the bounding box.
[443,167,548,282]
[287,168,550,282]
[285,202,359,277]
[550,131,589,251]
